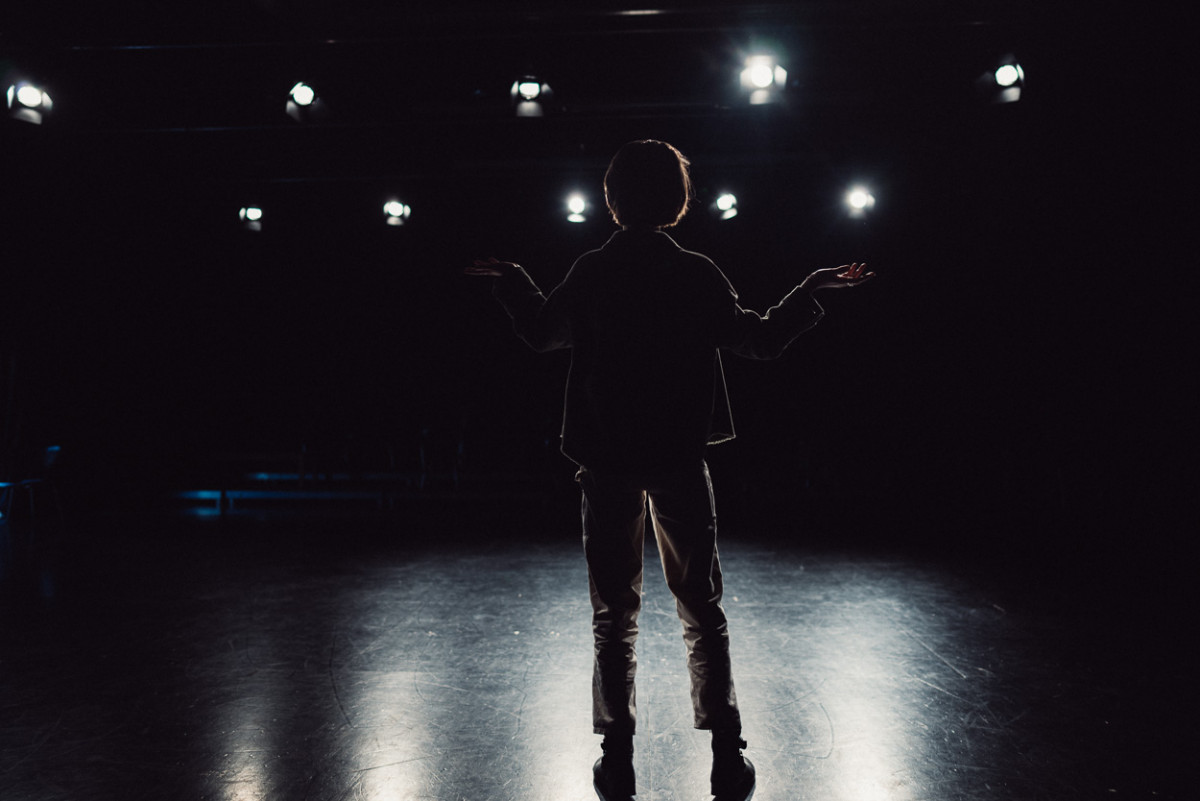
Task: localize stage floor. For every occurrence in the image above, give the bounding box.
[0,515,1185,800]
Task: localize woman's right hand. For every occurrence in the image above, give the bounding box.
[799,262,875,292]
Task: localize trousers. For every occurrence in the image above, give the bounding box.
[578,460,741,736]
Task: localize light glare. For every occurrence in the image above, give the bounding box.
[240,206,263,221]
[980,56,1025,103]
[741,56,786,89]
[511,78,551,117]
[711,193,738,220]
[845,187,876,218]
[7,83,52,123]
[567,193,587,223]
[749,63,774,89]
[384,200,411,225]
[740,56,786,104]
[16,85,44,107]
[994,65,1020,87]
[290,82,315,105]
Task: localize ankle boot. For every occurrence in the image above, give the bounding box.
[711,733,755,801]
[593,734,635,799]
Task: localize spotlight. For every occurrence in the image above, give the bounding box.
[976,55,1024,104]
[290,82,316,106]
[383,200,411,226]
[566,193,588,223]
[994,64,1022,87]
[740,55,787,105]
[845,186,875,219]
[239,206,263,232]
[511,76,552,117]
[286,81,328,122]
[713,192,739,220]
[516,81,541,101]
[6,81,53,124]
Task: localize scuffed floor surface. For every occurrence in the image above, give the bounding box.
[0,518,1185,800]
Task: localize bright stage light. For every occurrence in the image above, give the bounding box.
[290,82,316,106]
[994,64,1022,87]
[512,76,552,117]
[977,55,1024,104]
[714,193,739,220]
[383,200,411,226]
[740,55,787,105]
[516,81,541,101]
[845,187,876,218]
[239,206,263,231]
[286,81,328,122]
[6,82,53,124]
[847,189,872,209]
[566,193,587,223]
[16,85,44,107]
[748,63,774,89]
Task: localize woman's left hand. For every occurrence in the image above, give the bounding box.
[466,257,520,277]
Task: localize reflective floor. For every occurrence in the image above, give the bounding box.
[0,513,1186,801]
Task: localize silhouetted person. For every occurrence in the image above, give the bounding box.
[467,140,873,801]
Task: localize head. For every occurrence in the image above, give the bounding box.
[603,139,693,229]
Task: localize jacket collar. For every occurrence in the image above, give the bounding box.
[604,228,682,250]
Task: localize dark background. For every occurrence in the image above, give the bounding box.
[1,2,1189,568]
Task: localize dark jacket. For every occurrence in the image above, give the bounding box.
[494,229,824,472]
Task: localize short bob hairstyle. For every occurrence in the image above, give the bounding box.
[604,140,693,229]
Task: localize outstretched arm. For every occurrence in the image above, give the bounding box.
[723,263,875,359]
[464,257,520,278]
[466,257,571,353]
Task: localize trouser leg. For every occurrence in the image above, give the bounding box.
[647,462,741,733]
[579,467,646,735]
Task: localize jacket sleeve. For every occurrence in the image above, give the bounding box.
[719,284,826,360]
[492,264,574,353]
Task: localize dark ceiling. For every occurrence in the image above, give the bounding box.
[2,1,1178,524]
[2,2,1055,173]
[2,1,1084,241]
[6,1,1040,46]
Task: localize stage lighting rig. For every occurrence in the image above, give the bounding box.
[383,200,411,226]
[239,206,263,232]
[511,76,552,117]
[6,81,53,125]
[845,186,876,219]
[740,55,787,105]
[286,81,329,122]
[713,193,739,220]
[976,54,1025,104]
[566,193,588,223]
